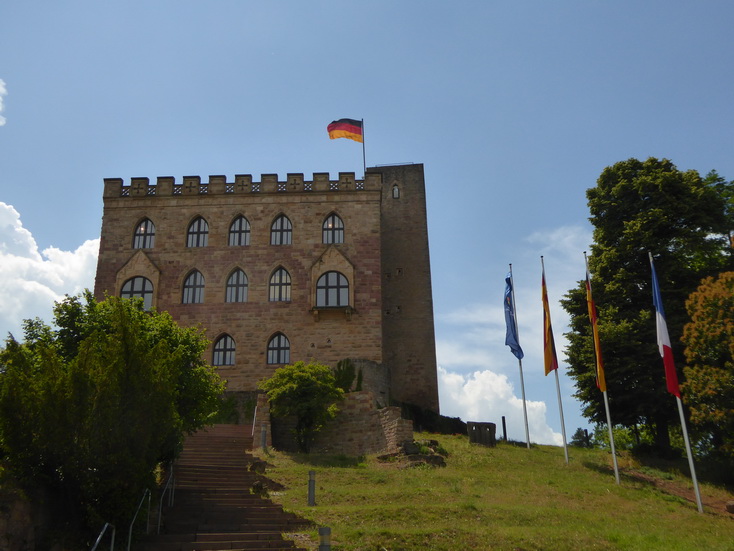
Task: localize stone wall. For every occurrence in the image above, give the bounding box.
[271,391,412,456]
[94,173,384,393]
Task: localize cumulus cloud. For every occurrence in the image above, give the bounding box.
[0,79,6,126]
[0,202,99,340]
[434,225,594,446]
[438,366,562,446]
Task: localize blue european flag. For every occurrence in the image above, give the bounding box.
[504,274,524,360]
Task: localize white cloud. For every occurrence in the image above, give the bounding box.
[434,225,595,446]
[0,79,6,126]
[0,202,99,340]
[438,366,562,446]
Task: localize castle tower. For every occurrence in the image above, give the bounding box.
[93,164,439,413]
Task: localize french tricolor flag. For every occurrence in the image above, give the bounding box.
[650,255,681,397]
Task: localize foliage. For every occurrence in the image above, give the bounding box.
[259,361,344,453]
[561,158,733,451]
[569,427,594,448]
[263,433,734,550]
[681,271,734,462]
[0,292,224,536]
[333,358,356,392]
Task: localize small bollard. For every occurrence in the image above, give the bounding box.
[308,470,316,506]
[318,526,331,551]
[260,424,267,451]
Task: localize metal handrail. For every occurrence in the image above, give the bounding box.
[126,488,151,551]
[90,522,115,551]
[157,463,175,534]
[251,404,258,436]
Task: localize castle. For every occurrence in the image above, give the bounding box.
[93,163,439,414]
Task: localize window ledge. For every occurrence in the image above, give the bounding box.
[310,306,354,321]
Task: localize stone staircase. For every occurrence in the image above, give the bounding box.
[135,424,311,551]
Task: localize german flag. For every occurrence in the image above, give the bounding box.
[327,118,363,143]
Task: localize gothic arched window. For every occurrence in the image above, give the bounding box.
[267,333,290,365]
[229,215,251,246]
[270,214,292,245]
[322,213,344,244]
[187,217,209,247]
[225,269,248,303]
[269,268,291,302]
[133,218,156,249]
[182,270,205,304]
[213,334,236,366]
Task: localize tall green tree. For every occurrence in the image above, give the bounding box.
[0,293,224,538]
[680,271,734,460]
[562,158,733,451]
[259,361,344,453]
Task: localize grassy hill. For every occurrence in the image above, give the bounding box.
[259,433,734,551]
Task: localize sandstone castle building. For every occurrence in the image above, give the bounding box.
[93,163,439,413]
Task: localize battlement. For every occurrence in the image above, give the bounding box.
[103,172,383,198]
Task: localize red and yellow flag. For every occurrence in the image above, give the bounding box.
[542,266,559,375]
[327,118,363,143]
[585,269,607,392]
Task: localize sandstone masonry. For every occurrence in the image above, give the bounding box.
[94,164,439,412]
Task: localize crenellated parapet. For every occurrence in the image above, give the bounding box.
[103,172,383,198]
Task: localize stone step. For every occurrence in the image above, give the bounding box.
[137,424,311,551]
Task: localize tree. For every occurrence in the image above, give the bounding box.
[0,293,224,539]
[680,272,734,460]
[561,158,733,451]
[259,361,344,453]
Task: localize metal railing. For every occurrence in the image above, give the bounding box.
[90,522,115,551]
[157,463,175,534]
[126,488,151,551]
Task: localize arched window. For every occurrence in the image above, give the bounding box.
[225,269,248,303]
[182,270,205,304]
[267,333,290,365]
[120,276,154,310]
[213,334,236,366]
[133,218,156,249]
[269,268,291,301]
[187,217,209,247]
[392,185,400,199]
[322,213,344,244]
[316,271,349,307]
[229,215,251,246]
[270,214,292,245]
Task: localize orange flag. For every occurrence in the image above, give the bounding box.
[542,265,559,375]
[585,268,607,392]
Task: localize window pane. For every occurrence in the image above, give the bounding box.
[226,269,248,302]
[120,276,153,310]
[213,335,235,366]
[270,215,292,245]
[187,217,209,247]
[322,214,344,244]
[315,271,349,307]
[269,268,291,301]
[183,270,205,303]
[133,219,156,249]
[267,333,290,364]
[229,216,250,246]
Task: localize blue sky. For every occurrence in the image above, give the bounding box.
[2,1,733,445]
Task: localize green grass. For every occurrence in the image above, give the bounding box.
[259,434,734,551]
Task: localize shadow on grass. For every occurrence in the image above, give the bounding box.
[279,452,368,468]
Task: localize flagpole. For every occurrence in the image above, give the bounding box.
[584,252,620,485]
[509,264,531,449]
[361,119,366,178]
[541,256,569,464]
[553,369,569,465]
[648,252,703,513]
[676,395,704,513]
